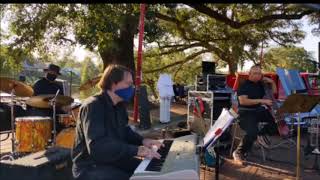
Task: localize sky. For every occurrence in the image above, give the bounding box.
[296,18,319,60]
[240,17,319,71]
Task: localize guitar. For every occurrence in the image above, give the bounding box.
[263,82,290,137]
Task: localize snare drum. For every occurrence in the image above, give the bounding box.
[58,114,75,127]
[15,116,52,152]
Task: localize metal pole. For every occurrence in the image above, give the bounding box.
[133,4,146,123]
[70,70,72,96]
[10,88,16,154]
[50,89,60,146]
[296,112,301,180]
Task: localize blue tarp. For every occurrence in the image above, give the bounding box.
[276,68,319,125]
[276,68,307,96]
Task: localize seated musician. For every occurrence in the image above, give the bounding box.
[72,64,163,180]
[29,63,65,131]
[232,64,278,165]
[33,64,64,96]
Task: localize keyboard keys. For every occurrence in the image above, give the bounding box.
[145,140,173,172]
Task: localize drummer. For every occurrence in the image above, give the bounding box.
[33,64,64,96]
[28,64,66,132]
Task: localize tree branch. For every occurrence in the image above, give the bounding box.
[160,43,200,49]
[155,12,229,45]
[60,37,77,45]
[155,42,203,56]
[173,63,184,81]
[244,51,258,63]
[266,30,289,47]
[155,12,190,40]
[144,49,209,74]
[187,4,315,29]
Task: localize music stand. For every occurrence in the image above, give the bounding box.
[277,94,320,180]
[202,108,238,180]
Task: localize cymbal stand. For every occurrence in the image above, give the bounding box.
[10,87,17,157]
[49,89,60,146]
[296,112,302,180]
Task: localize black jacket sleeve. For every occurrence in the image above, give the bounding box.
[120,109,143,146]
[80,101,138,164]
[126,126,144,146]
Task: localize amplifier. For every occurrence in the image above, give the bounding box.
[0,147,73,180]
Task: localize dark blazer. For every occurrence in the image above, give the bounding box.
[71,92,143,179]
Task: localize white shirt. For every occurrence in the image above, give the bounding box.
[157,73,174,97]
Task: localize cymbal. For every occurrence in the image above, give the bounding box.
[0,77,34,97]
[79,75,101,91]
[26,94,74,108]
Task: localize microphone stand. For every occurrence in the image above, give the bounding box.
[10,87,17,158]
[50,89,60,146]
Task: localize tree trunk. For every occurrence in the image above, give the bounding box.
[148,81,158,100]
[98,16,138,73]
[228,61,238,75]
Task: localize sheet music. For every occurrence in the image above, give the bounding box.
[203,108,236,148]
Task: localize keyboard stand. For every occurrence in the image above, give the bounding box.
[202,108,238,180]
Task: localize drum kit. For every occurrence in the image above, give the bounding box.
[0,77,79,160]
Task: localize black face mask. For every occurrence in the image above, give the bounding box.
[46,74,57,81]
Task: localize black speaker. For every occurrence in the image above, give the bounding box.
[0,103,11,132]
[202,61,216,75]
[0,103,27,132]
[213,99,231,120]
[138,85,151,130]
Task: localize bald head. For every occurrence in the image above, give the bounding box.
[248,64,263,82]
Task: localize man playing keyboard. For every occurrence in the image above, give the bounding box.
[72,64,163,180]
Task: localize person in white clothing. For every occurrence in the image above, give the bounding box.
[157,73,174,123]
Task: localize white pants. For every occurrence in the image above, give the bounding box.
[160,96,171,123]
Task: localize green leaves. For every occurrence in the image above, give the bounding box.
[0,45,32,77]
[141,47,201,98]
[2,3,317,79]
[263,46,317,72]
[79,57,100,99]
[154,4,316,73]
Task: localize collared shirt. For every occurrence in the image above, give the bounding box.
[237,79,265,110]
[71,92,143,177]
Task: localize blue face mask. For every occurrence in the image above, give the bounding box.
[114,86,135,102]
